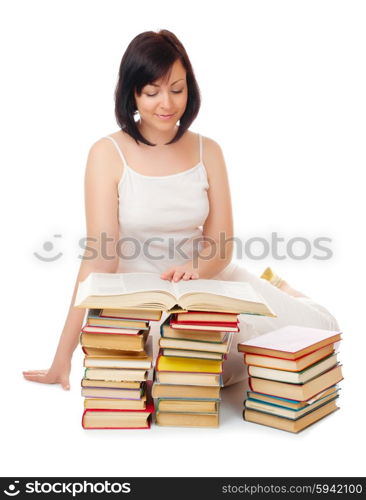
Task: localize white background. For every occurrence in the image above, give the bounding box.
[1,0,365,477]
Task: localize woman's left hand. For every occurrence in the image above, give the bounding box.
[160,264,199,282]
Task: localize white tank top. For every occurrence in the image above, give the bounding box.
[104,134,209,273]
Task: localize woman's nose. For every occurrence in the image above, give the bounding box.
[159,91,173,109]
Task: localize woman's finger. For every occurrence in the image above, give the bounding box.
[61,378,70,390]
[182,272,192,281]
[23,373,48,382]
[23,370,48,375]
[160,268,174,280]
[173,271,185,282]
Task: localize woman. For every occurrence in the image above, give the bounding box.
[23,30,338,389]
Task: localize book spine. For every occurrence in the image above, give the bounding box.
[81,409,86,429]
[159,321,165,338]
[248,377,253,391]
[155,351,163,371]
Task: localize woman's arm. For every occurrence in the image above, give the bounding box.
[23,138,122,389]
[161,137,234,282]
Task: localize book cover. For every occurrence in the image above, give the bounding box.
[238,325,341,360]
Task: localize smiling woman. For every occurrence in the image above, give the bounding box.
[23,29,339,391]
[114,30,200,146]
[135,60,188,133]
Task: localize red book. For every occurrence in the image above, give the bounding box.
[170,314,239,332]
[176,311,238,323]
[82,401,154,429]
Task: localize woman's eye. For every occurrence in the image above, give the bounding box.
[145,90,183,97]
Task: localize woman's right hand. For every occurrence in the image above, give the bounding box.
[23,361,71,390]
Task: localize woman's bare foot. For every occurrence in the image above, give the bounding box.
[261,267,308,298]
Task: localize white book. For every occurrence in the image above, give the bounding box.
[74,272,275,316]
[238,325,341,360]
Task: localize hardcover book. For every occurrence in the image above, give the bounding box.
[84,367,148,382]
[246,386,339,410]
[81,386,144,400]
[247,353,339,384]
[243,343,335,372]
[238,325,341,360]
[157,399,219,413]
[87,309,149,330]
[151,383,221,399]
[155,410,219,428]
[161,318,228,343]
[175,311,238,322]
[82,401,154,429]
[100,308,162,321]
[83,397,147,410]
[249,365,343,401]
[80,329,149,351]
[159,335,232,354]
[170,314,239,332]
[155,371,223,387]
[161,348,224,361]
[74,272,275,316]
[245,390,340,419]
[244,400,339,433]
[156,355,223,374]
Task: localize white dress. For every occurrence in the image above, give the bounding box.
[104,134,339,385]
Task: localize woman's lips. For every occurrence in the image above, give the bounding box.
[156,113,175,120]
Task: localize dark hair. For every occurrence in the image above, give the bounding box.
[114,30,201,146]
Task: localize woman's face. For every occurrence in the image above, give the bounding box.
[134,59,188,131]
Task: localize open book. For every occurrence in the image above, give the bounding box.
[74,272,276,316]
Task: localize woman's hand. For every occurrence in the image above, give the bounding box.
[160,264,199,282]
[23,361,71,391]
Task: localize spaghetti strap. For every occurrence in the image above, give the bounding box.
[104,135,128,168]
[198,134,203,164]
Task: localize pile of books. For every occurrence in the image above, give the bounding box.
[80,308,160,429]
[238,325,343,433]
[152,311,240,427]
[74,271,275,428]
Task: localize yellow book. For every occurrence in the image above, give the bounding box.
[156,355,223,373]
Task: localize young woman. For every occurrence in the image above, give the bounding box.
[23,30,338,390]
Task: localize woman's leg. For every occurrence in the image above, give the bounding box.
[216,263,340,386]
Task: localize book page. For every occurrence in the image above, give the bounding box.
[175,278,262,303]
[88,272,174,296]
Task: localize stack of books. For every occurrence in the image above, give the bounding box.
[80,308,160,429]
[152,311,240,427]
[238,325,343,433]
[74,271,275,428]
